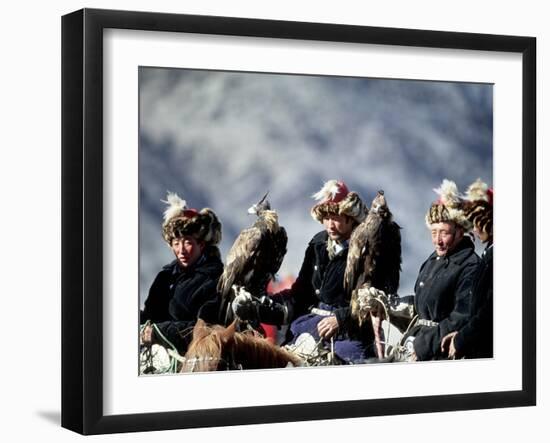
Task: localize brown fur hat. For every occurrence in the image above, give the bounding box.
[425,179,472,231]
[161,192,222,246]
[310,180,367,224]
[462,178,493,237]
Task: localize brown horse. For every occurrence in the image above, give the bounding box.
[180,319,303,372]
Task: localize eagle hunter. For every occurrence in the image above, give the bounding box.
[217,193,287,325]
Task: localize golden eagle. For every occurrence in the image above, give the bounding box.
[217,193,287,324]
[344,190,402,324]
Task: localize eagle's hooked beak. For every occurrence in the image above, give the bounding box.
[248,191,270,214]
[258,191,269,205]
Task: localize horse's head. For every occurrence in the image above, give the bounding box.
[181,319,302,372]
[180,319,238,372]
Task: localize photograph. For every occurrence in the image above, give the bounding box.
[137,67,493,374]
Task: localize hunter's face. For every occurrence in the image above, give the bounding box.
[171,235,204,268]
[430,222,463,257]
[323,214,354,242]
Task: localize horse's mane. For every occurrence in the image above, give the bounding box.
[181,320,302,372]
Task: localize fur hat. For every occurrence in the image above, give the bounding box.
[161,192,222,246]
[310,179,367,224]
[425,179,472,231]
[462,178,493,237]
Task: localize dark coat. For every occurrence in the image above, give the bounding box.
[410,236,480,360]
[140,246,223,353]
[265,231,374,352]
[283,230,352,326]
[453,244,493,358]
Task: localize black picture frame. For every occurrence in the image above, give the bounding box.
[61,8,536,435]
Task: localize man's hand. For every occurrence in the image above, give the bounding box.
[403,336,417,362]
[441,331,459,359]
[141,324,155,345]
[317,315,339,339]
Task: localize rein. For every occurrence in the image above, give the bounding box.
[140,321,181,374]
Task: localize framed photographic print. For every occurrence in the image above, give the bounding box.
[62,8,536,435]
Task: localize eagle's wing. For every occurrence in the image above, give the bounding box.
[345,221,369,294]
[217,226,263,300]
[242,225,287,297]
[378,221,402,294]
[270,226,288,276]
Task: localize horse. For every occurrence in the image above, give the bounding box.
[179,319,303,372]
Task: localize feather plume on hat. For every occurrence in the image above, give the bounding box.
[160,191,222,247]
[312,179,345,203]
[162,192,188,224]
[464,178,492,203]
[425,179,472,230]
[310,180,367,224]
[462,178,493,238]
[433,179,462,208]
